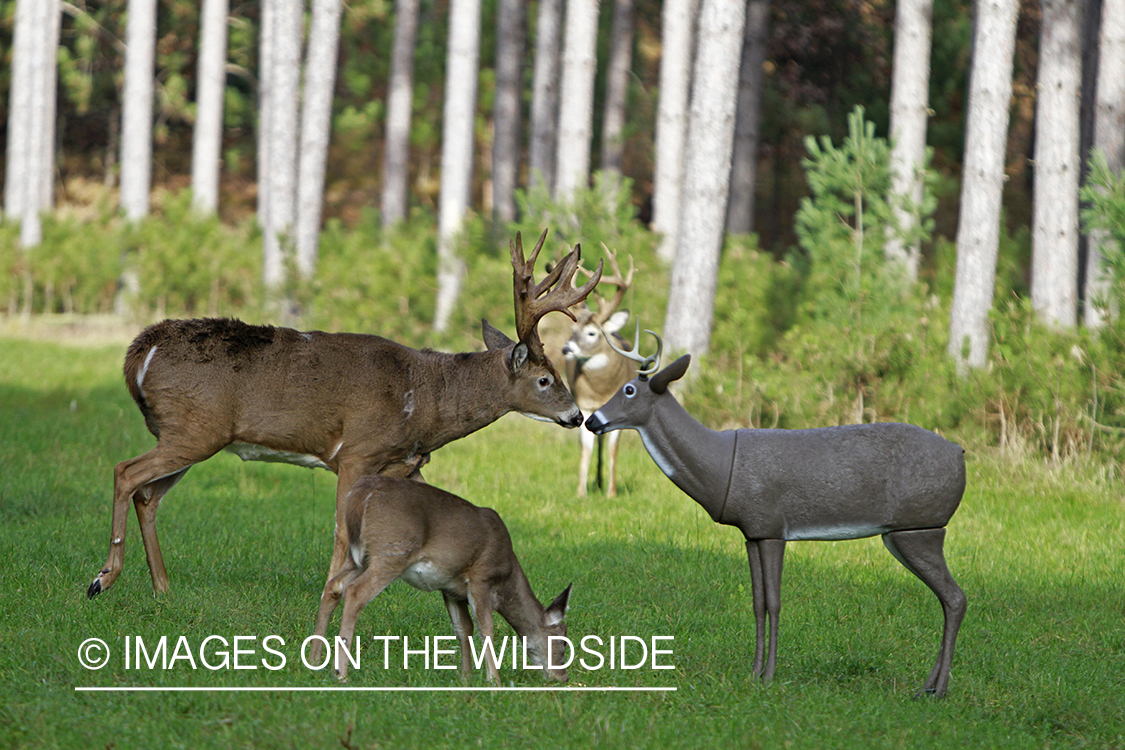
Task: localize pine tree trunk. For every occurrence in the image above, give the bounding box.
[948,0,1020,370]
[725,0,769,235]
[295,0,343,278]
[119,0,157,222]
[261,0,303,291]
[191,0,229,215]
[554,0,601,201]
[492,0,525,224]
[529,0,562,195]
[381,0,420,226]
[1085,0,1125,326]
[663,0,747,356]
[600,0,634,178]
[885,0,933,282]
[652,0,698,262]
[434,0,481,332]
[1030,0,1085,328]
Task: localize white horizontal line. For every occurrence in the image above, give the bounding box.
[75,686,676,693]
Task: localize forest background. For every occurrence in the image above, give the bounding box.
[1,0,1125,470]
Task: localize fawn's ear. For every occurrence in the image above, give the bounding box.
[545,583,573,626]
[650,354,691,394]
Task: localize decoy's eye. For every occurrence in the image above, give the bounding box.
[624,384,636,397]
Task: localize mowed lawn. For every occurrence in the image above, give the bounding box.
[0,335,1122,749]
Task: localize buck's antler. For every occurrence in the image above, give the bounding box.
[511,229,603,347]
[575,245,635,326]
[606,321,662,379]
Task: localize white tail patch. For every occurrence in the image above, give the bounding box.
[136,346,158,393]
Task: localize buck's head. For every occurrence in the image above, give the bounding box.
[585,328,691,434]
[561,248,634,368]
[486,230,604,428]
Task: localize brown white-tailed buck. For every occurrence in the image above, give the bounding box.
[310,475,572,682]
[87,230,601,599]
[559,249,636,497]
[586,331,968,698]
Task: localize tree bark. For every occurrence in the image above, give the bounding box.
[600,0,634,178]
[725,0,769,235]
[1085,0,1125,326]
[948,0,1020,370]
[295,0,343,278]
[554,0,601,201]
[652,0,698,262]
[381,0,420,226]
[120,0,157,222]
[1030,0,1086,328]
[885,0,934,282]
[261,0,303,291]
[529,0,563,195]
[434,0,482,332]
[191,0,230,215]
[663,0,747,356]
[492,0,526,224]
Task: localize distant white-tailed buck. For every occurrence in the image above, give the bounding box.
[560,250,636,497]
[310,475,572,682]
[88,230,602,599]
[586,331,967,698]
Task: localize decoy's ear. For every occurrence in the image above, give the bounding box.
[650,355,691,394]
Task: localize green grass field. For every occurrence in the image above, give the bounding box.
[1,335,1123,749]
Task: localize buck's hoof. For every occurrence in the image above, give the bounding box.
[87,579,104,599]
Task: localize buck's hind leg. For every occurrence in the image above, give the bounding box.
[89,443,214,598]
[310,555,364,666]
[746,539,786,683]
[443,593,475,680]
[882,528,966,698]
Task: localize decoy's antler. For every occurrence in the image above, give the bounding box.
[605,321,662,380]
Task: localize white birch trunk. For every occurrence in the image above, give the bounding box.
[1030,0,1085,328]
[652,0,698,262]
[554,0,601,201]
[885,0,934,282]
[4,0,35,221]
[948,0,1020,369]
[191,0,230,215]
[261,0,303,291]
[492,0,525,224]
[257,0,274,231]
[1085,0,1125,327]
[381,0,420,226]
[119,0,157,222]
[434,0,481,333]
[529,0,562,194]
[600,0,634,177]
[662,0,747,356]
[725,0,769,235]
[295,0,343,278]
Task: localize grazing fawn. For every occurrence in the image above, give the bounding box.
[311,475,573,683]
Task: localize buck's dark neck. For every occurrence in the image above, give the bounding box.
[639,394,736,522]
[416,348,514,450]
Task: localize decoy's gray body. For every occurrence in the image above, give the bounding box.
[586,350,967,698]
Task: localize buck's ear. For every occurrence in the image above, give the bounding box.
[508,342,529,374]
[482,319,515,350]
[603,310,629,335]
[650,354,691,394]
[545,583,572,626]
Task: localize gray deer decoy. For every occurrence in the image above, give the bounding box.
[585,329,967,698]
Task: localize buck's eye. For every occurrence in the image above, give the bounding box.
[624,384,636,397]
[538,376,552,388]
